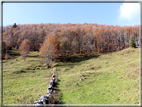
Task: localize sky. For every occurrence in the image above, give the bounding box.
[3,1,140,27]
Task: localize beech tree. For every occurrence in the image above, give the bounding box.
[72,37,79,55]
[19,39,30,61]
[39,35,59,68]
[60,37,69,61]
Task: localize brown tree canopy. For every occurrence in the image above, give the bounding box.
[39,34,60,67]
[19,39,30,61]
[2,23,140,60]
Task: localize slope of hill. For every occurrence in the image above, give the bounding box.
[3,47,139,104]
[56,47,140,104]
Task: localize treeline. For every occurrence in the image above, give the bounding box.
[2,23,140,60]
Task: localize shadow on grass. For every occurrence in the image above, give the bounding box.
[7,48,20,59]
[55,54,100,67]
[13,70,27,74]
[51,78,66,104]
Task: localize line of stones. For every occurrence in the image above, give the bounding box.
[33,72,56,106]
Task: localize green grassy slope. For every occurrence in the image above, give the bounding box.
[56,48,140,104]
[3,49,54,104]
[3,48,140,104]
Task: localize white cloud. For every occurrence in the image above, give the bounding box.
[118,2,140,25]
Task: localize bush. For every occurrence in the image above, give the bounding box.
[130,38,136,48]
[4,53,10,60]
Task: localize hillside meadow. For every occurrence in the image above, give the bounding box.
[2,47,140,104]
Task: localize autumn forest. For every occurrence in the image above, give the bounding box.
[2,23,140,65]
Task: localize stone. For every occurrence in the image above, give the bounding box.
[34,72,56,105]
[33,101,38,104]
[44,97,48,104]
[50,79,54,83]
[47,89,52,94]
[48,82,53,89]
[38,101,43,104]
[39,96,44,102]
[46,94,50,97]
[52,77,55,79]
[52,72,56,77]
[44,95,49,99]
[52,74,55,77]
[33,101,43,105]
[50,78,55,83]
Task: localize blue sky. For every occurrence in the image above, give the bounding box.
[3,2,140,27]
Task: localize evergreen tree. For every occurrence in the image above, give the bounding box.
[130,38,136,48]
[13,23,17,28]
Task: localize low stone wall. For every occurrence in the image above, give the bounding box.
[33,72,56,106]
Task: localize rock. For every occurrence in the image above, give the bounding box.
[46,94,50,97]
[39,96,44,102]
[33,101,43,105]
[38,96,49,104]
[34,72,56,105]
[50,79,54,83]
[38,101,43,104]
[33,101,38,104]
[50,78,55,83]
[47,89,52,94]
[52,78,55,83]
[44,96,49,104]
[48,82,53,89]
[52,73,55,77]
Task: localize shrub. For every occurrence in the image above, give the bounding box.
[4,53,10,60]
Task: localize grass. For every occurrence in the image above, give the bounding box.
[56,48,140,104]
[3,49,54,104]
[2,48,140,104]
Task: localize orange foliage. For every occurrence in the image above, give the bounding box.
[4,53,10,60]
[39,34,60,58]
[2,23,139,57]
[19,39,30,60]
